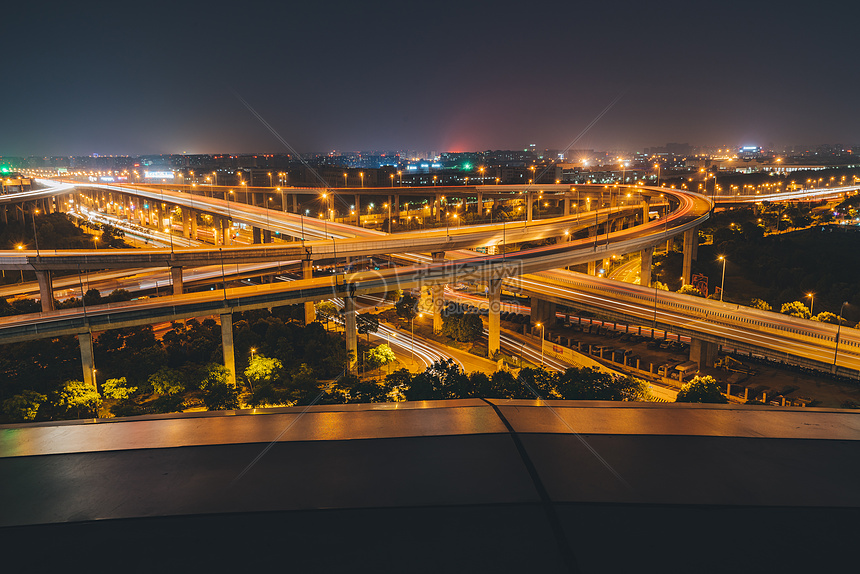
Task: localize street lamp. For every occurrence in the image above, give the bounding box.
[806,293,815,316]
[343,173,348,188]
[535,322,545,367]
[833,301,849,374]
[718,256,726,302]
[360,172,364,188]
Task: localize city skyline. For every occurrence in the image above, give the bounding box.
[5,1,858,157]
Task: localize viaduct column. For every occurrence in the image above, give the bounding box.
[78,332,97,393]
[640,246,654,287]
[488,279,502,357]
[302,259,315,325]
[526,192,534,223]
[220,313,236,386]
[682,227,698,285]
[431,251,445,333]
[181,208,191,239]
[35,271,54,312]
[170,267,183,296]
[344,291,358,371]
[689,338,717,369]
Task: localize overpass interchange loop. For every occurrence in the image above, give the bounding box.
[1,179,858,381]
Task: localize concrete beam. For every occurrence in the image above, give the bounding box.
[252,226,262,244]
[35,270,54,312]
[221,313,236,386]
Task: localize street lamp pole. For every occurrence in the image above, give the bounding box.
[719,256,726,302]
[806,293,815,316]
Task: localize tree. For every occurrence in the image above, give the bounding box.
[675,375,728,404]
[749,298,772,311]
[780,301,811,319]
[356,313,379,340]
[365,344,395,369]
[404,359,468,400]
[2,390,47,422]
[199,364,239,410]
[395,292,419,322]
[677,284,704,297]
[556,367,646,401]
[812,311,846,325]
[148,367,185,395]
[244,355,283,389]
[56,380,102,418]
[441,313,483,342]
[315,301,338,330]
[102,377,137,400]
[286,363,321,405]
[384,368,413,401]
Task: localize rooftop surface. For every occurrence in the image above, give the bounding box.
[2,400,858,572]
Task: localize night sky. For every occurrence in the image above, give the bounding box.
[5,0,858,156]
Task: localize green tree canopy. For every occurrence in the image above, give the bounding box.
[2,390,47,422]
[395,293,419,322]
[199,364,239,411]
[676,375,728,404]
[749,298,772,311]
[56,380,102,418]
[677,284,704,297]
[244,355,283,389]
[441,313,483,342]
[366,344,396,369]
[102,377,138,400]
[148,367,185,395]
[780,301,811,319]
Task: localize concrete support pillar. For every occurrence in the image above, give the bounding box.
[263,229,272,243]
[354,194,360,225]
[435,194,441,221]
[640,246,654,287]
[394,195,400,221]
[689,338,718,369]
[170,266,183,296]
[181,208,191,239]
[35,270,54,312]
[252,226,262,244]
[682,227,697,285]
[477,192,483,215]
[78,332,96,393]
[344,294,358,371]
[291,194,298,213]
[190,213,197,240]
[530,297,556,326]
[488,279,502,357]
[431,251,445,333]
[527,193,534,223]
[641,197,650,224]
[220,313,236,387]
[564,197,571,215]
[588,260,597,275]
[302,260,315,325]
